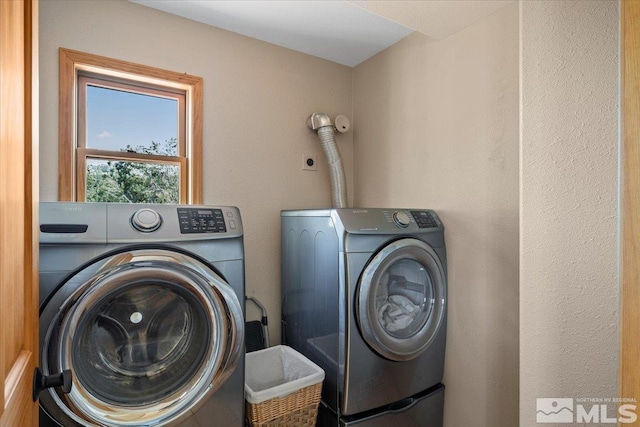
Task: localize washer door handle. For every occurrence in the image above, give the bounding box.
[32,367,72,401]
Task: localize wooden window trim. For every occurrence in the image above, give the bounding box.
[58,48,203,203]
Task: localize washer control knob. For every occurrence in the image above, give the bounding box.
[393,211,411,228]
[131,208,162,232]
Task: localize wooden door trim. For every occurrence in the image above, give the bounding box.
[620,0,640,421]
[2,352,33,427]
[0,0,38,425]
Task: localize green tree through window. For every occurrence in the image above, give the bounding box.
[86,139,179,203]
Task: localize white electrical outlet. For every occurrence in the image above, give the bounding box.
[303,154,317,171]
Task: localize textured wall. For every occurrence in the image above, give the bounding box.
[39,0,353,344]
[520,1,619,425]
[353,4,519,426]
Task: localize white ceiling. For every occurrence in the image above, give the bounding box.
[350,1,514,41]
[131,0,514,68]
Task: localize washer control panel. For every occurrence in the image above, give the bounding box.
[410,210,438,229]
[177,208,227,234]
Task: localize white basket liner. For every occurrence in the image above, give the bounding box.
[245,345,325,404]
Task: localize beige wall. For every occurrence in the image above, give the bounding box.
[39,0,354,344]
[353,5,519,427]
[520,1,619,425]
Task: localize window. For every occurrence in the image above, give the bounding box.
[59,48,203,204]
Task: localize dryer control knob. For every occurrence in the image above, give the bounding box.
[131,208,162,232]
[393,211,411,228]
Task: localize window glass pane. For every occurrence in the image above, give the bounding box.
[86,85,178,156]
[374,259,434,339]
[72,282,210,405]
[86,158,179,204]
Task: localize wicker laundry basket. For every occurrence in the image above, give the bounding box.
[245,345,324,427]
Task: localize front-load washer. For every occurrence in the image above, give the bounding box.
[281,208,447,426]
[38,202,245,427]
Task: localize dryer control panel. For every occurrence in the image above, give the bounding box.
[319,208,443,234]
[410,210,438,229]
[382,210,439,229]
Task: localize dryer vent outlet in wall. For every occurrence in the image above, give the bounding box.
[307,113,350,208]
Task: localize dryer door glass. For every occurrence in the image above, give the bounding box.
[39,248,244,427]
[357,238,446,362]
[374,258,433,339]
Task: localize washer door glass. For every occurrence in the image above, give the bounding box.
[40,248,244,427]
[356,238,446,361]
[73,280,210,405]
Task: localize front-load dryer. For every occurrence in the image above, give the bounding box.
[281,208,447,427]
[39,203,245,427]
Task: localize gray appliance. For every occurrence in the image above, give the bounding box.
[39,203,245,427]
[281,208,447,426]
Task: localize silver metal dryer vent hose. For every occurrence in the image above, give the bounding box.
[307,113,348,208]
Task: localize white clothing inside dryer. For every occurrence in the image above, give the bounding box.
[378,294,420,332]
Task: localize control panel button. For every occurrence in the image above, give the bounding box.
[131,208,162,232]
[393,211,411,228]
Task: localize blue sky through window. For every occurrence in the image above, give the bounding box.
[86,85,178,155]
